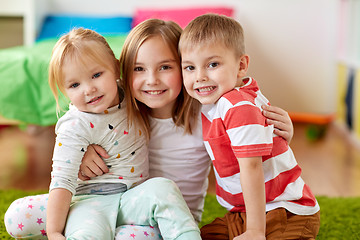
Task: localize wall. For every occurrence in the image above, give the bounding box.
[47,0,237,16]
[235,0,338,116]
[1,0,339,116]
[48,0,338,115]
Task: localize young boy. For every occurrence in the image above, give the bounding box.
[179,14,320,240]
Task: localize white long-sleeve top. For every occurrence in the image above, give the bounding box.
[50,102,149,195]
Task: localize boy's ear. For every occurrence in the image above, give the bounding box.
[237,54,250,78]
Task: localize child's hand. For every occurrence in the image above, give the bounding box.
[78,144,110,180]
[262,105,293,144]
[47,232,66,240]
[233,230,265,240]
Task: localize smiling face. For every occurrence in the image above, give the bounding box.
[131,35,182,118]
[62,55,119,113]
[181,43,249,105]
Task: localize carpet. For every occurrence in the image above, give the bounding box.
[1,190,359,239]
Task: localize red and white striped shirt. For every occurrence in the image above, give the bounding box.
[201,77,319,215]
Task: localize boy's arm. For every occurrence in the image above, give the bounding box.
[236,156,266,240]
[46,188,72,240]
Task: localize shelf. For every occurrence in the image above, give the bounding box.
[0,0,48,46]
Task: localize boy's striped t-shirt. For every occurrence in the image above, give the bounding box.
[201,77,319,215]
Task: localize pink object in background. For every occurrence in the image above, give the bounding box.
[132,7,234,29]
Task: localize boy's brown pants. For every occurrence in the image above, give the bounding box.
[201,208,320,240]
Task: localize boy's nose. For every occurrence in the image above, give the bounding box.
[196,70,208,82]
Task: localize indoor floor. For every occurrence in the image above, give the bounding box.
[1,122,360,197]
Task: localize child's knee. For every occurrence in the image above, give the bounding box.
[66,229,113,240]
[143,178,184,203]
[4,196,48,238]
[147,177,180,194]
[148,177,175,185]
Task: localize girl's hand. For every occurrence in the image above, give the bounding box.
[47,232,66,240]
[262,105,293,144]
[78,145,110,180]
[233,230,266,240]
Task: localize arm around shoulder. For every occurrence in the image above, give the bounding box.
[262,105,293,144]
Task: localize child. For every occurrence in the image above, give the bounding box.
[4,20,293,240]
[178,13,320,240]
[81,19,295,240]
[31,28,201,240]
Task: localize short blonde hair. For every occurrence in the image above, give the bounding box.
[179,13,245,57]
[48,28,119,114]
[119,19,200,139]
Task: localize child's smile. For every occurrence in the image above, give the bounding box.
[144,90,167,95]
[181,43,246,105]
[62,57,119,113]
[87,95,104,104]
[195,86,217,95]
[132,35,182,118]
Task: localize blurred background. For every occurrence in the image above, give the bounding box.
[0,0,359,197]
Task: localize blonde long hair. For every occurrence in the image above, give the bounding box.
[119,19,200,140]
[48,28,119,115]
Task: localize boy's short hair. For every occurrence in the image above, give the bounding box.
[179,13,245,57]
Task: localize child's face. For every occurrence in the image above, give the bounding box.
[62,56,119,113]
[181,43,246,105]
[131,35,182,118]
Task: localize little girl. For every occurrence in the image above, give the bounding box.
[80,19,295,239]
[5,28,201,240]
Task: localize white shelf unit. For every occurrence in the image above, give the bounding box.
[0,0,48,46]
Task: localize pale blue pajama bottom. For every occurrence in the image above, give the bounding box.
[5,177,200,240]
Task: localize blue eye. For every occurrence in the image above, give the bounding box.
[92,72,101,79]
[70,83,80,88]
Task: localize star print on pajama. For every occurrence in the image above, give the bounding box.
[4,194,48,239]
[115,225,162,240]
